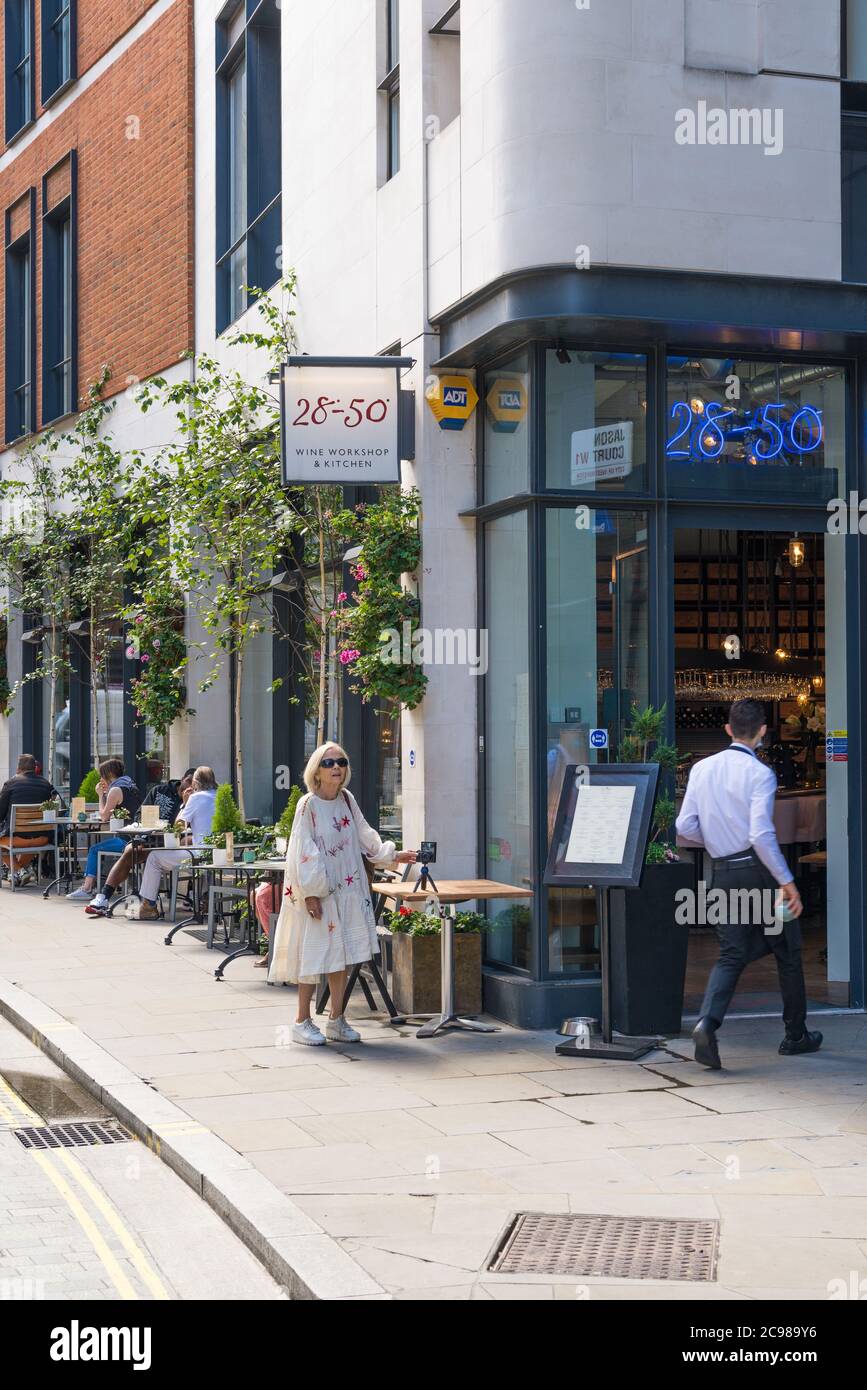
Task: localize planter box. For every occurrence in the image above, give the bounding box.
[391,932,483,1015]
[609,860,693,1036]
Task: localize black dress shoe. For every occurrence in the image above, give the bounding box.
[692,1018,721,1070]
[779,1030,823,1056]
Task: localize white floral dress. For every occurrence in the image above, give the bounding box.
[267,789,396,985]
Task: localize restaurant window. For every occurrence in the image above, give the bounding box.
[544,507,649,975]
[216,0,282,334]
[843,111,867,282]
[484,510,532,971]
[380,0,400,180]
[666,356,846,501]
[41,0,75,104]
[42,152,77,425]
[5,189,35,442]
[545,350,648,493]
[5,0,34,141]
[483,352,530,504]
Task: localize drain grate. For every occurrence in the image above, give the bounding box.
[488,1212,718,1282]
[13,1119,134,1151]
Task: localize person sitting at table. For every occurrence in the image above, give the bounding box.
[252,879,280,969]
[268,742,416,1045]
[0,753,64,888]
[81,770,197,911]
[66,759,143,902]
[85,767,218,919]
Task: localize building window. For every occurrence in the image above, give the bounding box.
[216,0,282,335]
[5,189,35,441]
[5,0,35,141]
[379,0,400,180]
[845,0,867,80]
[42,152,77,425]
[430,2,460,130]
[41,0,76,105]
[545,350,648,493]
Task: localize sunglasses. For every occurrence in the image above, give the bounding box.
[320,757,348,769]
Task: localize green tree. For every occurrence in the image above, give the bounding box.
[211,783,243,837]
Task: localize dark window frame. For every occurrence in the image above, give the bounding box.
[379,0,400,179]
[215,0,282,336]
[41,0,77,106]
[4,187,36,443]
[41,150,78,426]
[5,0,36,143]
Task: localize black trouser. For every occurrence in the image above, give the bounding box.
[700,849,807,1039]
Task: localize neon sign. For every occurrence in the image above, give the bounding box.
[667,401,824,464]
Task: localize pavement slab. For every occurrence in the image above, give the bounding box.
[2,889,867,1299]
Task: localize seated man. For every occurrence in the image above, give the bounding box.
[84,771,196,909]
[0,754,63,887]
[65,759,143,902]
[86,766,218,919]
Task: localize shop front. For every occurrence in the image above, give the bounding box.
[437,267,867,1029]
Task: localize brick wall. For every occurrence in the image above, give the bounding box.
[0,0,193,434]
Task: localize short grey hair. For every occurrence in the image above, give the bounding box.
[303,743,351,794]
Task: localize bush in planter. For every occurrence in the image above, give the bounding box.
[610,703,690,1036]
[211,784,243,838]
[77,769,99,802]
[382,907,488,1014]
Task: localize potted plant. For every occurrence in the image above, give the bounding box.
[784,700,825,789]
[382,906,488,1015]
[164,819,186,850]
[608,704,693,1036]
[40,797,61,824]
[109,805,130,833]
[275,784,303,856]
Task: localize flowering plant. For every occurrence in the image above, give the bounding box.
[785,701,825,739]
[382,906,489,937]
[124,582,189,736]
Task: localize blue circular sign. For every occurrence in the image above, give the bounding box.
[589,729,608,750]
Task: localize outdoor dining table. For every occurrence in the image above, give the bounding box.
[41,819,133,898]
[163,854,283,980]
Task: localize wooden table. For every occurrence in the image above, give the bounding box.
[371,878,533,1037]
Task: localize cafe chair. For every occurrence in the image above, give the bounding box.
[1,804,60,891]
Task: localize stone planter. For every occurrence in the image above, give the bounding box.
[391,931,483,1015]
[163,833,179,849]
[109,817,124,832]
[42,810,56,824]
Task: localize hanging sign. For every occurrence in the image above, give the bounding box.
[427,375,479,431]
[281,356,413,484]
[485,376,528,434]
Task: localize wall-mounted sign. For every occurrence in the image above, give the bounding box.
[427,374,479,431]
[589,728,609,750]
[826,730,848,763]
[571,422,633,487]
[281,356,413,484]
[486,376,528,434]
[667,400,824,465]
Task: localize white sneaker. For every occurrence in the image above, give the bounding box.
[292,1019,326,1047]
[85,893,110,916]
[66,887,92,902]
[326,1016,361,1043]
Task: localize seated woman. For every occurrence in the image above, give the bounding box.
[81,771,195,911]
[86,767,217,918]
[66,759,143,902]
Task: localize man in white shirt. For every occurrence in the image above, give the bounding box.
[676,699,821,1069]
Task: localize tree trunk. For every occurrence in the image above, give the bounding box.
[47,630,58,786]
[235,634,246,821]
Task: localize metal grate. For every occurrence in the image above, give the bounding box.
[488,1212,718,1282]
[13,1119,134,1151]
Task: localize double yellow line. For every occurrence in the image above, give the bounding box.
[0,1074,169,1300]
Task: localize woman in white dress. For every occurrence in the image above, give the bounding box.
[268,742,417,1045]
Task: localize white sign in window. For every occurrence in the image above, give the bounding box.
[571,420,633,487]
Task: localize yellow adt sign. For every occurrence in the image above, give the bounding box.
[427,375,479,431]
[486,376,528,434]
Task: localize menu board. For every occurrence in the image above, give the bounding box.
[565,785,635,865]
[544,764,659,889]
